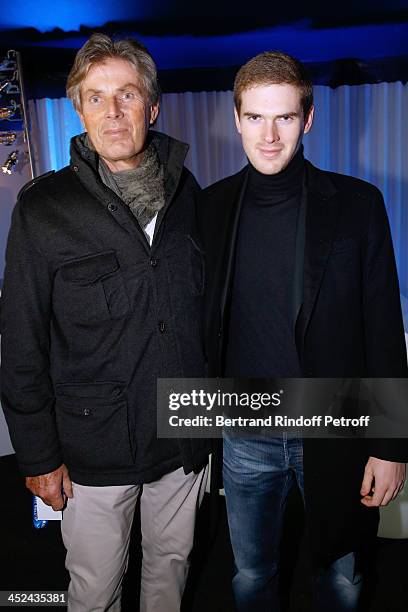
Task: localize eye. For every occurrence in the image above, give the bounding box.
[277,115,294,123]
[247,114,261,122]
[120,91,136,102]
[89,95,101,105]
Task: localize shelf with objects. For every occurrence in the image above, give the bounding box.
[0,49,34,459]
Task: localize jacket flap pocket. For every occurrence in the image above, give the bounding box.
[55,381,125,401]
[60,252,119,284]
[55,396,135,469]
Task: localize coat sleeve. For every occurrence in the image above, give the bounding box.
[1,194,62,476]
[361,187,408,462]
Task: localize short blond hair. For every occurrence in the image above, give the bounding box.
[234,51,313,118]
[66,33,160,110]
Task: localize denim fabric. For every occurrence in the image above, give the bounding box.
[314,552,363,612]
[223,434,363,612]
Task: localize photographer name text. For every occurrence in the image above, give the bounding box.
[168,415,370,428]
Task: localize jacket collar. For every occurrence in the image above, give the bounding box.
[70,130,189,204]
[305,160,339,200]
[214,155,339,196]
[145,131,189,203]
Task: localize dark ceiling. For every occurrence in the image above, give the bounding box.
[1,3,408,96]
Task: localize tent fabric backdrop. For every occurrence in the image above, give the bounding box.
[29,82,408,299]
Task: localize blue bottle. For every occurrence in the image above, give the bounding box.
[32,495,48,529]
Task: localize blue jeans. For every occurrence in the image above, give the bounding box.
[223,434,363,612]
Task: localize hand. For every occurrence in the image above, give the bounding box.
[360,456,406,507]
[26,464,73,511]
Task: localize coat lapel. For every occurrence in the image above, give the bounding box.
[219,168,249,325]
[296,162,341,360]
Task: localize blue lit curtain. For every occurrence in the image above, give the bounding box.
[29,82,408,303]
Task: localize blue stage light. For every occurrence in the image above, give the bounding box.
[0,0,153,32]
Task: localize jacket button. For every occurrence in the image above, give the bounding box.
[73,165,79,172]
[108,203,118,212]
[158,321,166,333]
[150,257,158,267]
[218,329,222,338]
[83,408,91,416]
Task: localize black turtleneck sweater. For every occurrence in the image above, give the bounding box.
[225,149,304,377]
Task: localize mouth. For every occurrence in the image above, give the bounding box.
[259,148,282,158]
[103,128,128,137]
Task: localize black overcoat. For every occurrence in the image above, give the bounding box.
[198,160,408,564]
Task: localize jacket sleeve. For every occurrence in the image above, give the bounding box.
[1,194,62,476]
[361,187,408,462]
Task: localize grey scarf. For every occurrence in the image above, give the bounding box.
[98,142,165,229]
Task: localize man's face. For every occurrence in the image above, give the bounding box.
[78,57,159,172]
[234,83,314,175]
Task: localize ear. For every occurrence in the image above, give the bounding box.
[234,107,242,135]
[77,111,85,130]
[149,103,159,125]
[303,105,314,134]
[75,91,85,127]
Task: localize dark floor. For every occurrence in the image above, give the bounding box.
[1,453,408,611]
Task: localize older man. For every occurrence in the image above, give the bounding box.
[199,51,407,611]
[1,34,208,612]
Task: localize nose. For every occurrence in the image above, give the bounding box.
[264,121,279,144]
[106,96,124,119]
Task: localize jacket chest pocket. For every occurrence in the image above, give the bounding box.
[55,251,130,324]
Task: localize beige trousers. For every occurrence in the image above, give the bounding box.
[61,465,208,612]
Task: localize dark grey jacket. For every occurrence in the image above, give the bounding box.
[1,131,209,485]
